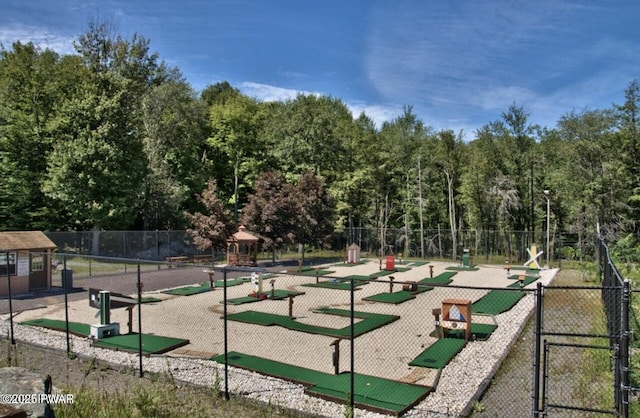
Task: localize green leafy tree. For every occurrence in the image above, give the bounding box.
[141,79,208,229]
[42,21,157,230]
[0,42,71,229]
[207,94,268,222]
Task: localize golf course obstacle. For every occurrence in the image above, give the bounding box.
[525,242,543,269]
[461,248,472,268]
[203,269,216,288]
[89,290,120,339]
[440,298,472,340]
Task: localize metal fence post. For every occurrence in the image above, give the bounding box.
[6,252,15,345]
[350,277,355,413]
[620,279,630,417]
[137,259,143,377]
[532,281,543,416]
[63,254,71,357]
[223,267,230,400]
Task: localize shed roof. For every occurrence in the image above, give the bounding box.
[0,231,57,251]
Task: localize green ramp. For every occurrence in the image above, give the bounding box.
[211,351,431,416]
[472,289,526,315]
[20,318,90,337]
[93,333,189,354]
[226,308,399,339]
[417,271,457,286]
[409,338,467,369]
[363,287,433,304]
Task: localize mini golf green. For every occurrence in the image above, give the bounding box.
[211,351,431,416]
[410,261,430,266]
[363,287,432,304]
[417,271,457,286]
[163,277,250,296]
[20,318,189,354]
[445,265,479,271]
[507,275,539,287]
[444,323,498,341]
[301,281,361,290]
[298,269,335,276]
[472,289,526,315]
[369,270,395,278]
[20,318,90,337]
[342,274,376,284]
[93,333,189,354]
[226,290,305,305]
[226,308,399,339]
[409,338,467,369]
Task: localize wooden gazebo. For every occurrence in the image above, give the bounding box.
[226,226,258,266]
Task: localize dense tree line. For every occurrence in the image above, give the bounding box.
[1,23,639,254]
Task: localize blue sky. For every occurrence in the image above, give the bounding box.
[1,0,639,138]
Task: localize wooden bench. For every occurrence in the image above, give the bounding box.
[192,254,212,264]
[165,256,189,267]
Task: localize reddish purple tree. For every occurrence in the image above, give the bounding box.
[184,179,235,253]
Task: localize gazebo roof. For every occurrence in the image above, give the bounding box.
[227,225,258,242]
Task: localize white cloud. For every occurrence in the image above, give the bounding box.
[0,25,76,55]
[345,100,403,128]
[238,81,320,102]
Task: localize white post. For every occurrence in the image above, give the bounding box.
[544,190,551,268]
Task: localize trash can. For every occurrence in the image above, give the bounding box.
[385,255,395,271]
[462,249,470,268]
[62,269,73,290]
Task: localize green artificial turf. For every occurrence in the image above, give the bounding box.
[363,287,433,304]
[20,318,189,354]
[93,333,189,354]
[20,318,90,337]
[297,269,335,276]
[417,271,457,286]
[163,277,250,296]
[507,275,540,287]
[211,351,431,416]
[301,280,361,290]
[226,290,304,305]
[409,338,467,369]
[226,308,399,339]
[369,270,395,278]
[445,265,480,271]
[471,289,526,315]
[444,323,498,341]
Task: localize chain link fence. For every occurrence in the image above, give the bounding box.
[44,227,587,266]
[2,242,634,417]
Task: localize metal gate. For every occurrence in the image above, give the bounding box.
[532,237,633,417]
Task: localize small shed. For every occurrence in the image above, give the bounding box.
[226,226,258,267]
[0,231,57,296]
[347,244,361,264]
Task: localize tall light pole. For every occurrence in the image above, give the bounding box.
[543,189,551,268]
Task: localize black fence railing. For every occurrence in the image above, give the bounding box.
[3,252,548,417]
